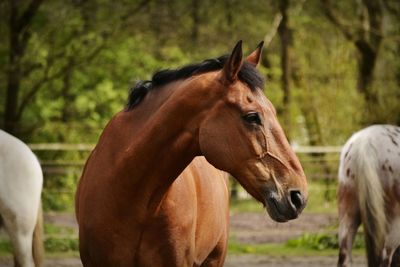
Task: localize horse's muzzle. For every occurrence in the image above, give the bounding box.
[264,190,306,222]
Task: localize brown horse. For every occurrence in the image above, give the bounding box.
[337,125,400,267]
[75,41,308,267]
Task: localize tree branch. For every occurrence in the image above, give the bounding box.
[362,0,384,48]
[383,0,400,16]
[16,0,44,32]
[264,0,307,49]
[120,0,151,22]
[22,62,43,77]
[14,0,149,122]
[320,0,355,41]
[264,13,283,48]
[17,38,107,120]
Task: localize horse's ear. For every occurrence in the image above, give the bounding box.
[223,40,243,82]
[246,41,264,67]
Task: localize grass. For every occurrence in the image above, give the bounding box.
[0,240,12,255]
[0,223,79,255]
[227,179,354,257]
[228,240,365,257]
[44,223,76,236]
[228,232,366,257]
[228,240,338,256]
[0,180,344,257]
[44,237,79,253]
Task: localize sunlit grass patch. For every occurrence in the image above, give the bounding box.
[228,232,365,256]
[0,240,12,255]
[228,239,339,256]
[44,223,76,236]
[0,223,79,255]
[286,232,364,250]
[44,237,79,253]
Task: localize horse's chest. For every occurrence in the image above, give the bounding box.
[136,206,196,266]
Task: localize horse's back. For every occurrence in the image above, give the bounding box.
[339,125,400,186]
[137,156,229,266]
[339,124,400,217]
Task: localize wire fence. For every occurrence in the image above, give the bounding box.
[29,144,343,209]
[29,143,342,178]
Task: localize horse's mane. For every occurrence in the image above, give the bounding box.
[125,55,264,110]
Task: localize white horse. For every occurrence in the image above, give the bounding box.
[0,130,44,267]
[337,125,400,267]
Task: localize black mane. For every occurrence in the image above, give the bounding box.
[126,55,264,110]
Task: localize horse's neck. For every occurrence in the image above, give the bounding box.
[109,74,221,212]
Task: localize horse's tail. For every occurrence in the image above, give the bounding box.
[32,201,44,267]
[352,138,386,265]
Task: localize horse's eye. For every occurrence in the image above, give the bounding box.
[242,112,262,126]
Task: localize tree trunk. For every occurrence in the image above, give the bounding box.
[292,63,334,201]
[4,0,43,135]
[224,0,233,36]
[321,0,383,124]
[355,40,380,123]
[61,60,74,123]
[278,0,292,140]
[4,1,21,134]
[191,0,199,44]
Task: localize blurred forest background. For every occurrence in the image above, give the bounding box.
[1,0,399,145]
[0,0,399,259]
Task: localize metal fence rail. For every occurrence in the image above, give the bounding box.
[29,143,343,179]
[28,144,343,208]
[29,143,343,153]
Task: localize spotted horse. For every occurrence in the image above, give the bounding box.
[337,125,400,267]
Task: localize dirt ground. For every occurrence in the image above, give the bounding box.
[0,212,368,267]
[225,254,366,267]
[230,211,338,244]
[0,254,368,267]
[0,254,367,267]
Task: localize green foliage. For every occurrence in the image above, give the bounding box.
[286,233,338,250]
[286,232,365,251]
[0,237,79,254]
[44,223,76,236]
[228,240,273,255]
[1,0,399,143]
[228,232,365,256]
[0,223,78,254]
[43,223,78,253]
[0,240,12,254]
[1,0,399,212]
[228,237,355,256]
[42,172,79,211]
[44,237,79,253]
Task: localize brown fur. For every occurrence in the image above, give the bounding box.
[76,42,307,267]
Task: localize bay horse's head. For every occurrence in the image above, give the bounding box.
[199,41,308,222]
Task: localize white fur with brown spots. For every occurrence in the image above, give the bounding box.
[337,125,400,267]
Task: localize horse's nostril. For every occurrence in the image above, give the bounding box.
[290,190,303,211]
